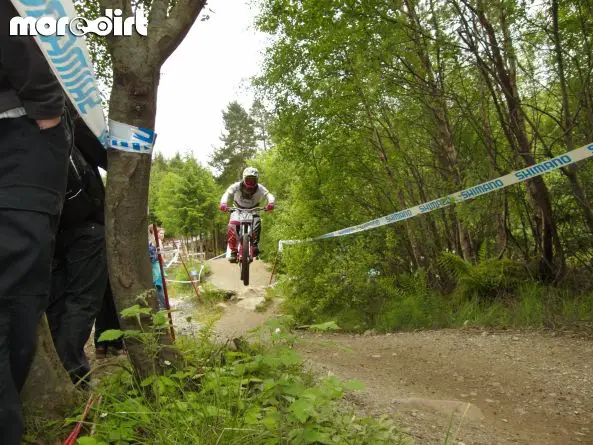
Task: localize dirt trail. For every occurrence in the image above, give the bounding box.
[204,259,593,445]
[207,258,278,340]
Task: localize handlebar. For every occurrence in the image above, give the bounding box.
[225,207,269,213]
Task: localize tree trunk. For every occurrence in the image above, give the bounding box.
[22,317,82,426]
[551,0,593,234]
[96,0,206,382]
[105,43,164,381]
[470,0,562,279]
[403,0,474,263]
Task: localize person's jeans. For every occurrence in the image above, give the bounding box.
[0,210,59,445]
[94,280,123,351]
[0,116,70,445]
[155,285,166,310]
[46,221,107,387]
[227,213,261,251]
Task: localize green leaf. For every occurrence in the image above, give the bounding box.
[96,329,124,342]
[140,375,156,387]
[283,382,306,396]
[262,412,279,430]
[76,438,102,445]
[244,407,260,425]
[204,405,231,417]
[290,398,315,423]
[152,310,168,327]
[302,428,333,444]
[120,305,152,318]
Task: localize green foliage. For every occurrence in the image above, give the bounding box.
[73,322,405,445]
[210,101,259,184]
[375,270,450,332]
[439,253,528,302]
[249,0,593,334]
[96,329,124,342]
[151,154,219,238]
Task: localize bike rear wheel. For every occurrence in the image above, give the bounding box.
[241,233,250,286]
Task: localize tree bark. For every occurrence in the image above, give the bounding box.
[456,0,562,279]
[22,317,82,426]
[97,0,207,382]
[402,0,474,263]
[550,0,593,234]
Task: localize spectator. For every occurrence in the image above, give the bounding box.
[149,225,166,309]
[0,3,71,443]
[45,109,107,390]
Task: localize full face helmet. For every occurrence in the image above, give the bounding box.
[242,167,259,190]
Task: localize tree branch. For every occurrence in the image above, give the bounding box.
[154,0,207,64]
[148,0,169,31]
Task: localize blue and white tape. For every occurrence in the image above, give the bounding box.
[279,142,593,251]
[9,0,156,154]
[109,119,156,154]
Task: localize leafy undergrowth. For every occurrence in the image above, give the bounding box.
[276,251,593,334]
[73,318,407,445]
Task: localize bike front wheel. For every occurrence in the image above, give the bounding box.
[241,233,250,286]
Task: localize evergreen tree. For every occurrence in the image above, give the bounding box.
[209,101,258,184]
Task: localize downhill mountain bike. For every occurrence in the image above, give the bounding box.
[226,207,268,286]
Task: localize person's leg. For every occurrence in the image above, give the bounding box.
[51,222,107,387]
[0,112,70,444]
[227,213,240,262]
[94,280,123,357]
[0,209,57,445]
[46,254,67,355]
[155,285,166,310]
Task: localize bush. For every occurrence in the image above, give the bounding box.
[71,318,406,445]
[375,270,450,332]
[438,252,527,302]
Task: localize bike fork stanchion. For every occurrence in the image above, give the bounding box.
[153,223,175,342]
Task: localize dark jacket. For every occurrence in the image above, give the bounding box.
[56,103,106,229]
[0,0,64,118]
[71,113,107,226]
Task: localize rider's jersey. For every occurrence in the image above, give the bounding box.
[221,182,275,209]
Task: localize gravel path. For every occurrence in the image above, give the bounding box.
[200,258,593,445]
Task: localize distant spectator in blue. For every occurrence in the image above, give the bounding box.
[148,225,166,310]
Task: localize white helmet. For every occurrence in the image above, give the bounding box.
[242,167,259,189]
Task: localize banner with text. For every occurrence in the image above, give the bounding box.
[279,143,593,251]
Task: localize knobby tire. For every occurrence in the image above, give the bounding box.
[242,233,250,286]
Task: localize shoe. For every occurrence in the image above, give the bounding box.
[108,346,126,357]
[95,346,107,360]
[229,251,238,263]
[253,246,261,257]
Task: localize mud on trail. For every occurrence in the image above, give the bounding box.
[201,258,593,445]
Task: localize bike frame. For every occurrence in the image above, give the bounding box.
[227,207,267,262]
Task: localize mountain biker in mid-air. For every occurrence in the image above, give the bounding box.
[219,167,275,263]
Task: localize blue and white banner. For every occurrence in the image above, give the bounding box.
[8,0,156,154]
[279,142,593,251]
[9,0,109,144]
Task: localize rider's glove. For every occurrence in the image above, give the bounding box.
[220,203,228,212]
[266,203,274,211]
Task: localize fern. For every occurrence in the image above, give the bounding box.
[477,239,496,263]
[438,251,471,282]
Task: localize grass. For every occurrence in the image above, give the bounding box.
[55,317,408,445]
[280,271,593,334]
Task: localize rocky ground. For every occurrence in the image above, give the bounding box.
[200,258,593,445]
